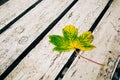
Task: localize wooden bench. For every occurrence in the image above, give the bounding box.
[0,0,120,80]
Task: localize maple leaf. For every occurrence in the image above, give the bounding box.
[49,25,105,66]
[49,25,95,52]
[49,35,72,52]
[78,31,95,51]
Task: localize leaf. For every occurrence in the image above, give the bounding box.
[49,35,72,52]
[78,42,95,51]
[62,25,78,41]
[49,35,65,46]
[49,25,95,52]
[62,25,81,50]
[49,25,104,66]
[79,31,93,43]
[78,31,95,51]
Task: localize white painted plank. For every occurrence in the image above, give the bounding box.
[4,0,108,80]
[0,0,38,29]
[0,0,73,76]
[62,0,120,80]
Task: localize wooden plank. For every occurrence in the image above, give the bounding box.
[0,0,73,76]
[62,0,120,80]
[4,0,108,80]
[0,0,38,30]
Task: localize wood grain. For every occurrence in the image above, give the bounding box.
[0,0,37,29]
[62,0,120,80]
[3,0,108,80]
[0,0,73,76]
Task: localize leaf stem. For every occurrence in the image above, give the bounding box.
[75,50,105,66]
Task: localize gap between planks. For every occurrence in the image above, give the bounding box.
[62,0,120,80]
[55,0,113,79]
[0,0,39,33]
[0,0,9,6]
[1,0,108,80]
[0,0,75,79]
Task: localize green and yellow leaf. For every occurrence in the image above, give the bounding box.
[79,31,93,43]
[62,25,78,41]
[49,35,72,52]
[49,25,95,52]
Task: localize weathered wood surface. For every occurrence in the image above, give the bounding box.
[62,0,120,80]
[1,0,108,80]
[0,0,73,77]
[0,0,37,29]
